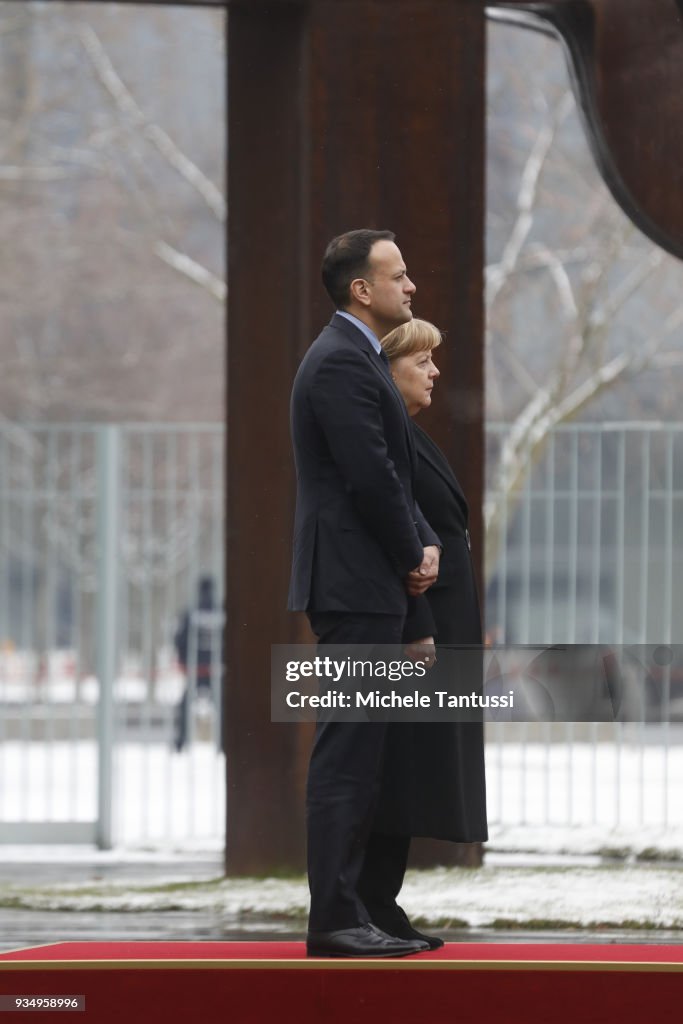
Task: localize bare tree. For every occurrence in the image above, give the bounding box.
[0,1,225,424]
[0,3,226,681]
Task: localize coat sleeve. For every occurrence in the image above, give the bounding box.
[402,595,438,643]
[309,348,424,577]
[414,500,440,550]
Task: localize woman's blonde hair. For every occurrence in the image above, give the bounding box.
[381,318,443,361]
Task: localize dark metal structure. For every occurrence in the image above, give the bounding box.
[226,1,485,873]
[224,0,683,873]
[494,0,683,260]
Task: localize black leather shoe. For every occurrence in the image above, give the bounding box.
[369,905,445,951]
[306,923,429,958]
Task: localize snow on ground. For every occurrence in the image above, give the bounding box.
[487,824,683,860]
[2,863,683,931]
[400,864,683,929]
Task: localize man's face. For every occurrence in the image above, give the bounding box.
[362,240,416,334]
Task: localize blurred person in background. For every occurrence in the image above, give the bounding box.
[173,575,224,752]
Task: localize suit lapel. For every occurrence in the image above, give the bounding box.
[330,314,418,472]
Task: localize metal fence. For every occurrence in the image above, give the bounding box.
[2,421,682,848]
[485,423,683,829]
[0,423,225,848]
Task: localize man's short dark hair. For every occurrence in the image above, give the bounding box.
[322,229,396,308]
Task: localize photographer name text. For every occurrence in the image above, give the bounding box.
[285,689,514,709]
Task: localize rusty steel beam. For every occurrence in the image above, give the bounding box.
[571,0,683,259]
[225,0,683,874]
[491,0,683,259]
[225,6,310,875]
[226,1,486,873]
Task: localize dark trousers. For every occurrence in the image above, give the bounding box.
[357,832,411,920]
[306,610,410,932]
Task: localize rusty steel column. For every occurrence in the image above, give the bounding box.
[226,0,486,874]
[226,4,311,874]
[493,0,683,259]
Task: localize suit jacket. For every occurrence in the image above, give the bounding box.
[288,313,440,614]
[373,421,488,842]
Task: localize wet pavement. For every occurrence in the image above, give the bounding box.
[1,849,682,953]
[0,852,224,888]
[3,910,683,955]
[0,909,303,953]
[0,850,226,952]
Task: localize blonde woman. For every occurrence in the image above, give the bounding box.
[355,318,487,950]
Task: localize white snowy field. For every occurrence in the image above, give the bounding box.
[1,736,683,855]
[2,736,683,931]
[0,649,185,705]
[486,735,683,829]
[0,741,225,846]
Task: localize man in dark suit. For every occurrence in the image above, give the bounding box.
[289,229,441,957]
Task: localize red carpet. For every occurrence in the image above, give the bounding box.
[1,941,682,1022]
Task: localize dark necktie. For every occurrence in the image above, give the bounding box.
[378,348,390,367]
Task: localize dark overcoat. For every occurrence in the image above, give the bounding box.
[372,421,488,842]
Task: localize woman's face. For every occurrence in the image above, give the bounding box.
[391,348,440,416]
